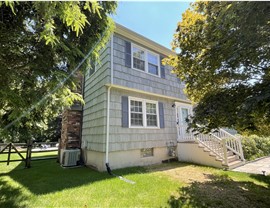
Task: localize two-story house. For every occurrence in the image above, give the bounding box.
[64,23,245,171]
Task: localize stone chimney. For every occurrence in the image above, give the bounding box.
[60,73,84,150]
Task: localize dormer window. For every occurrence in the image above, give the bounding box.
[132,44,160,77]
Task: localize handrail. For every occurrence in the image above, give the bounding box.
[177,125,245,166]
[213,129,245,161]
[195,132,226,160]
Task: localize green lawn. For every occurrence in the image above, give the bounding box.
[0,152,270,208]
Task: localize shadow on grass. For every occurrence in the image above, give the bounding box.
[0,159,145,198]
[0,178,29,208]
[168,174,270,208]
[250,174,270,188]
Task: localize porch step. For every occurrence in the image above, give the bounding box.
[224,159,245,170]
[178,127,245,170]
[227,154,239,163]
[227,151,234,156]
[199,146,234,158]
[199,144,244,169]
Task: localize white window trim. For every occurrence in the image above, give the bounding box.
[128,96,160,129]
[131,43,160,77]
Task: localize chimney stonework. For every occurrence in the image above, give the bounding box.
[60,72,84,150]
[60,109,82,149]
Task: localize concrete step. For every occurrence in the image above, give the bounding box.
[197,141,244,170]
[225,160,245,169]
[227,151,234,156]
[227,154,240,163]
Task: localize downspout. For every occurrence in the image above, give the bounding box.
[81,74,87,165]
[104,34,135,184]
[110,34,114,85]
[105,86,111,164]
[105,34,113,173]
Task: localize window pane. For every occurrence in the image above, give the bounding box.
[141,148,153,157]
[146,103,157,127]
[148,53,158,65]
[130,100,143,126]
[133,58,145,71]
[146,103,156,114]
[131,100,142,112]
[147,114,157,126]
[148,63,158,75]
[133,47,145,60]
[181,108,189,124]
[131,113,143,126]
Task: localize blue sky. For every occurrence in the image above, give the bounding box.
[112,1,192,49]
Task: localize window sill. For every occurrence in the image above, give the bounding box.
[129,126,160,129]
[141,156,154,159]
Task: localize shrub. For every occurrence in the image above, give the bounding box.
[241,135,270,161]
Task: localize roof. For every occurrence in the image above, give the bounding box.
[114,23,175,57]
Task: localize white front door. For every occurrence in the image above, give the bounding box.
[175,103,193,141]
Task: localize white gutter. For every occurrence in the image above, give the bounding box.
[105,83,192,104]
[105,35,114,164]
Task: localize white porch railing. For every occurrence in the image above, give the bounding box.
[177,125,195,142]
[177,125,245,166]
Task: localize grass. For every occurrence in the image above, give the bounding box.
[0,152,270,207]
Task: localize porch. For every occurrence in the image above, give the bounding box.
[176,125,245,169]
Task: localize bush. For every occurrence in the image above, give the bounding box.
[241,135,270,160]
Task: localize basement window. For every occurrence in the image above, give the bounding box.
[141,148,154,158]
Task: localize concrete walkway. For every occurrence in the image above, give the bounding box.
[233,156,270,176]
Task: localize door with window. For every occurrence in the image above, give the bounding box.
[176,103,193,141]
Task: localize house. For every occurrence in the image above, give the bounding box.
[60,23,245,171]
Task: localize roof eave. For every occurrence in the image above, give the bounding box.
[114,23,175,57]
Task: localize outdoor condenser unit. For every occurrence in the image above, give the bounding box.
[60,149,80,167]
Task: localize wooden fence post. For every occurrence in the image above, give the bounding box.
[25,140,33,168]
[7,143,12,166]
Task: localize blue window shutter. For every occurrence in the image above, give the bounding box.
[122,96,129,127]
[160,55,166,79]
[159,102,165,128]
[125,41,131,68]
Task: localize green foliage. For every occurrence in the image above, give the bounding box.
[166,1,270,135]
[0,1,117,141]
[241,135,270,160]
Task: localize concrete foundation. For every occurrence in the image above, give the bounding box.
[83,146,173,171]
[177,142,223,168]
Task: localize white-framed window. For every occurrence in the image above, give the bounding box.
[129,97,159,128]
[147,52,159,75]
[132,46,145,71]
[130,100,143,126]
[146,103,158,126]
[131,44,160,76]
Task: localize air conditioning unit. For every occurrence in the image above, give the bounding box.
[60,149,80,167]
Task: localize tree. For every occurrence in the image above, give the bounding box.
[166,1,270,135]
[0,1,117,142]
